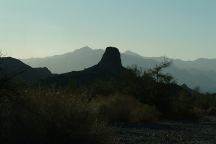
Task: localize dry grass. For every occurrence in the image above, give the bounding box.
[0,88,119,144]
[92,95,161,123]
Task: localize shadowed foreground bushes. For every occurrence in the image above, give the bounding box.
[93,95,161,123]
[1,58,216,143]
[86,63,216,121]
[0,88,119,144]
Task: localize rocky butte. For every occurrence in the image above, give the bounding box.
[45,47,126,86]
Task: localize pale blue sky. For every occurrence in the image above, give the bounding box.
[0,0,215,60]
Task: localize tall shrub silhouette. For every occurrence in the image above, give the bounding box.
[0,88,119,144]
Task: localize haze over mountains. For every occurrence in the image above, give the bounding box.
[45,47,126,86]
[22,46,216,93]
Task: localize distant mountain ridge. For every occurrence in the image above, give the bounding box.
[23,47,104,74]
[22,47,216,92]
[44,47,126,86]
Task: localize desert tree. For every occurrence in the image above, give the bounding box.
[146,57,174,84]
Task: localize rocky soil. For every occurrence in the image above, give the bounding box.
[116,116,216,144]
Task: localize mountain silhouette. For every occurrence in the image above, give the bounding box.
[97,47,123,71]
[45,47,126,86]
[22,46,159,73]
[0,57,52,83]
[22,47,216,92]
[22,46,104,73]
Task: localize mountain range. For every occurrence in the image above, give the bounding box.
[44,47,126,86]
[21,46,216,92]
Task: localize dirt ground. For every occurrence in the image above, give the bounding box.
[115,116,216,144]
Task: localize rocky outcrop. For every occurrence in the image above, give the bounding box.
[97,47,122,70]
[46,47,126,86]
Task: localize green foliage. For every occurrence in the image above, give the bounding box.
[145,58,175,84]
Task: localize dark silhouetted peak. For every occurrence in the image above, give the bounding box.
[33,67,52,75]
[0,57,52,82]
[98,47,122,70]
[0,57,31,72]
[45,47,126,86]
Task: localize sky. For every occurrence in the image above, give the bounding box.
[0,0,215,60]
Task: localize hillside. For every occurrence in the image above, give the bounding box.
[0,57,52,83]
[44,47,126,86]
[22,47,216,92]
[1,47,216,144]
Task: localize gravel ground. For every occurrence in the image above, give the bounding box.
[115,116,216,144]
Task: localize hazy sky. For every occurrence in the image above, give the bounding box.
[0,0,215,60]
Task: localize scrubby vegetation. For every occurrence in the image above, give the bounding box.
[85,59,216,121]
[93,95,161,123]
[0,85,119,144]
[1,55,216,144]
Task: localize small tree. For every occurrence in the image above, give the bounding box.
[146,57,174,84]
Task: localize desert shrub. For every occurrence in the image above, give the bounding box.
[93,95,161,123]
[192,93,216,116]
[169,92,199,120]
[0,88,119,144]
[88,80,117,96]
[194,93,215,110]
